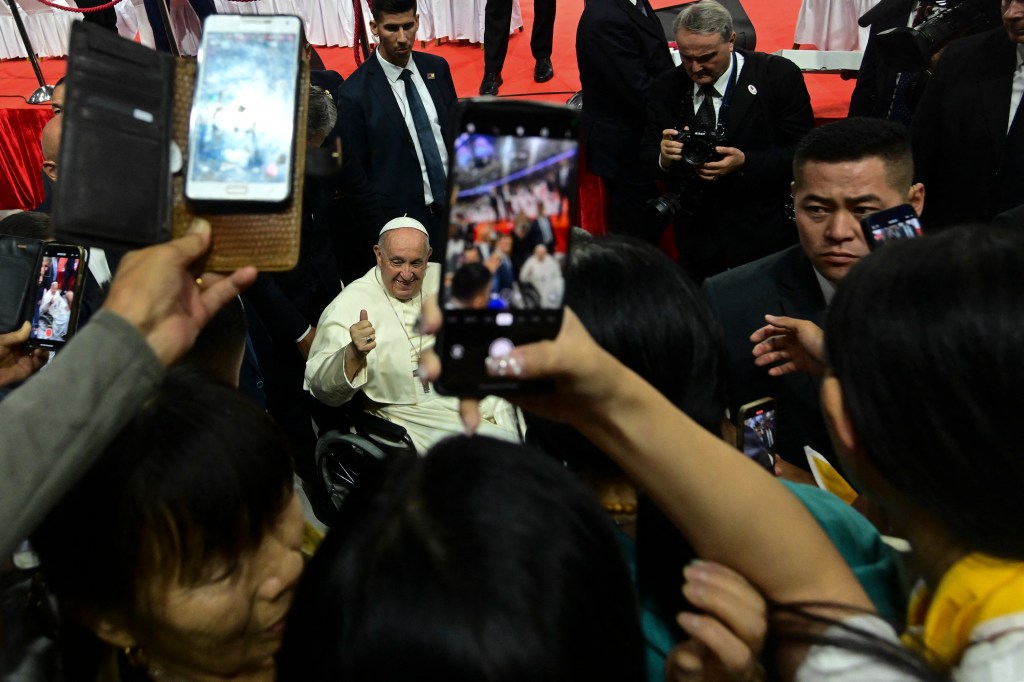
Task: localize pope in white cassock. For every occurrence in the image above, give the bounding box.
[305,217,521,453]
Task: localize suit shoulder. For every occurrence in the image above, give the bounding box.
[339,64,372,96]
[416,51,451,70]
[752,50,804,79]
[703,246,800,299]
[652,66,684,92]
[936,27,1009,74]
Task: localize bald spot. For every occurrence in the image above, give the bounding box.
[41,116,62,165]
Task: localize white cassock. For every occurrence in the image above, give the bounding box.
[305,263,521,454]
[519,255,564,309]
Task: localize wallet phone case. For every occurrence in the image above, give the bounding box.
[53,22,175,251]
[0,236,45,334]
[52,21,307,272]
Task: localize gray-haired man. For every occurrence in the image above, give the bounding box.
[642,0,813,282]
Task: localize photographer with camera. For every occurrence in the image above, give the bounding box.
[643,0,813,283]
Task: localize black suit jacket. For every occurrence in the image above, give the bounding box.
[912,28,1022,229]
[702,244,835,468]
[642,50,813,267]
[338,51,457,233]
[576,0,675,178]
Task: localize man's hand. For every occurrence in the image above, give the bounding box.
[0,322,47,388]
[660,128,684,169]
[666,561,767,682]
[347,309,376,358]
[485,249,502,274]
[696,146,745,181]
[750,315,826,378]
[102,219,257,367]
[297,326,317,360]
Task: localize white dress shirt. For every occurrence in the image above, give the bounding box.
[1008,44,1024,134]
[376,52,450,206]
[692,51,746,122]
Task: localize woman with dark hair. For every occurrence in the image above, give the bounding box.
[32,368,303,681]
[479,224,1024,680]
[277,435,646,681]
[525,235,900,679]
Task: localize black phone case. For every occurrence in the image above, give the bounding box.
[53,22,175,251]
[0,236,45,334]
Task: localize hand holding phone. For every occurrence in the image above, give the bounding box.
[0,323,48,388]
[435,100,580,396]
[28,243,88,351]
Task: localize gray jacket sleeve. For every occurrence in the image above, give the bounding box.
[0,311,163,557]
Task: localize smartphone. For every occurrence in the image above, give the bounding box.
[28,244,88,350]
[736,397,777,455]
[185,15,302,207]
[435,100,580,396]
[860,203,922,250]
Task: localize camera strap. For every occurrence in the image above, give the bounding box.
[715,51,739,136]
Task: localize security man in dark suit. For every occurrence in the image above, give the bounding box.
[702,118,925,473]
[576,0,675,241]
[642,0,813,282]
[337,0,457,248]
[912,0,1024,230]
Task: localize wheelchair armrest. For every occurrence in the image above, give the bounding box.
[351,409,409,443]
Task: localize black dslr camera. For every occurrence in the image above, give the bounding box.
[678,126,726,166]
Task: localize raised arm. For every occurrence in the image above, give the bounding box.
[487,309,871,612]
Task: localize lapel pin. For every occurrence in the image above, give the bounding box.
[427,72,436,80]
[748,84,758,95]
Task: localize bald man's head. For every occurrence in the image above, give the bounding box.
[41,116,62,183]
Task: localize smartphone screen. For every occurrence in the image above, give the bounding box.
[29,244,87,350]
[737,397,776,455]
[185,15,301,205]
[436,101,580,395]
[859,203,922,250]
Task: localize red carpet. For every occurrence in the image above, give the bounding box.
[0,0,856,209]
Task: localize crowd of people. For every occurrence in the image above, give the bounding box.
[2,0,1024,680]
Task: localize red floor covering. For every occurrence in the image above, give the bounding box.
[0,0,856,209]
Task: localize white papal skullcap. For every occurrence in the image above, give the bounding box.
[379,216,429,238]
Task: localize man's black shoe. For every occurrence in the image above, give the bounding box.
[534,58,554,83]
[479,72,502,96]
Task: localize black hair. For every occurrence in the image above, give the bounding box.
[554,234,727,436]
[826,224,1024,559]
[793,117,913,190]
[524,234,727,644]
[371,0,416,21]
[33,367,294,622]
[277,436,645,681]
[450,262,492,303]
[0,211,54,241]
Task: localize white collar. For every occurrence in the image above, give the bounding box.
[813,267,837,306]
[693,50,743,98]
[377,50,418,84]
[1017,44,1024,70]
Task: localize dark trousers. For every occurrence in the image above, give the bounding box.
[143,0,217,53]
[484,0,556,73]
[77,0,117,31]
